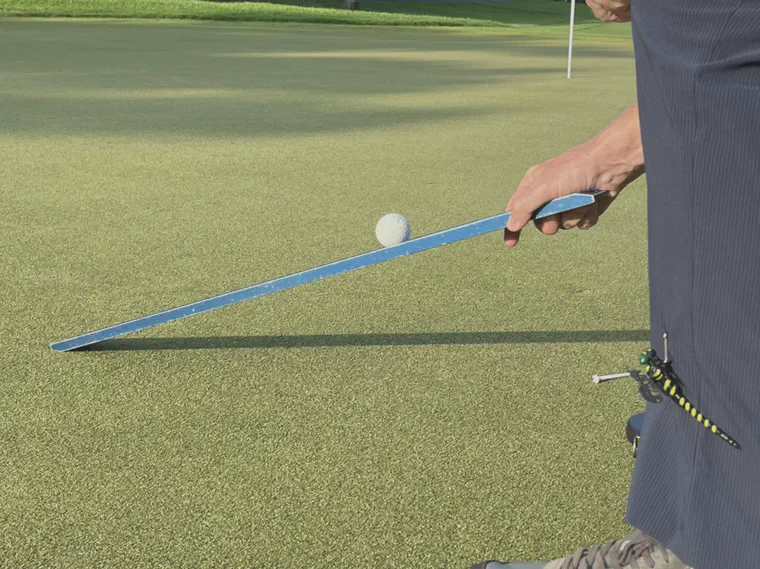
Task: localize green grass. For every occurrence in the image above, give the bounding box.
[0,0,507,26]
[0,0,633,36]
[267,0,624,31]
[1,19,644,569]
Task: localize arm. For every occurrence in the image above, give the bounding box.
[586,104,645,192]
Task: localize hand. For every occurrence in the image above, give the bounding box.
[586,0,631,22]
[504,105,645,247]
[503,146,619,246]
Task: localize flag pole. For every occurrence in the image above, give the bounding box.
[567,0,576,79]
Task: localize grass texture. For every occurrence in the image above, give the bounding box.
[1,19,645,569]
[0,0,509,27]
[262,0,633,37]
[0,0,634,36]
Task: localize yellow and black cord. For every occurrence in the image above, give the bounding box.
[640,349,741,450]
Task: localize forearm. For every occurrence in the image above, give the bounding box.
[582,104,646,193]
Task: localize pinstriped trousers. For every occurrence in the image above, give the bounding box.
[625,1,760,568]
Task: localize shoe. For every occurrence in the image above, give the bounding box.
[469,530,692,569]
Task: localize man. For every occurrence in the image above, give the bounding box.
[470,0,760,568]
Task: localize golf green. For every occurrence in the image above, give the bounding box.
[1,19,647,568]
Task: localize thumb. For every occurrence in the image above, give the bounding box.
[505,184,557,233]
[505,167,542,232]
[505,199,533,233]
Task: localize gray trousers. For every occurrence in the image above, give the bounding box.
[626,1,760,568]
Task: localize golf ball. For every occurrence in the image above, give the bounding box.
[375,213,411,247]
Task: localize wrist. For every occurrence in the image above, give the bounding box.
[584,105,646,193]
[591,143,645,193]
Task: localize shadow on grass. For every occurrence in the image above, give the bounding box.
[84,329,649,350]
[0,20,633,138]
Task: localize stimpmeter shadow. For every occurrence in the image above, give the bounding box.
[82,329,650,351]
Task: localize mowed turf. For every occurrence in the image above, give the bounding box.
[0,0,634,38]
[1,19,646,568]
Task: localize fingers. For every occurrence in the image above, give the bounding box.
[535,215,560,236]
[504,214,559,247]
[558,204,590,230]
[577,205,599,230]
[565,191,619,230]
[504,226,520,248]
[585,0,611,20]
[595,191,619,217]
[503,166,548,247]
[504,192,619,245]
[586,0,630,22]
[505,167,556,235]
[505,195,539,233]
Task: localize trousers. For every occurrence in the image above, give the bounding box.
[626,1,760,568]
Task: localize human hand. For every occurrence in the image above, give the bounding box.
[503,147,620,246]
[586,0,631,23]
[504,105,645,247]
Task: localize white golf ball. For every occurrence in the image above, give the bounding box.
[375,213,411,247]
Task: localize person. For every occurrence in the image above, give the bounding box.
[470,0,760,567]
